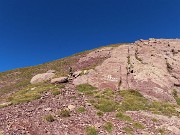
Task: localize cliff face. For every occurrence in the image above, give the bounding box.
[74,39,180,102]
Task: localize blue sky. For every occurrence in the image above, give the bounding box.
[0,0,180,72]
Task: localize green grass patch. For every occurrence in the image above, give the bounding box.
[58,109,70,117]
[51,89,61,96]
[94,88,115,99]
[44,114,55,122]
[96,111,104,117]
[103,122,113,133]
[158,128,165,135]
[172,89,180,105]
[7,83,58,105]
[93,98,118,112]
[76,84,97,95]
[122,126,134,135]
[149,101,177,116]
[116,112,132,122]
[91,89,118,112]
[77,106,86,113]
[132,122,145,129]
[152,118,158,122]
[86,126,98,135]
[118,90,148,111]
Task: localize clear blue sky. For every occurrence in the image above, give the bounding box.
[0,0,180,72]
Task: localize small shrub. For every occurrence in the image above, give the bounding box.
[133,122,145,129]
[172,89,180,105]
[175,98,180,105]
[76,84,97,95]
[103,122,113,133]
[86,126,98,135]
[172,89,178,97]
[152,118,158,122]
[97,111,104,117]
[44,114,55,122]
[116,112,132,122]
[122,126,134,135]
[158,128,165,135]
[77,106,86,113]
[58,109,70,117]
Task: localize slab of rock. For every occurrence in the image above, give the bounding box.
[30,73,55,84]
[44,108,52,111]
[73,39,180,103]
[73,71,82,78]
[46,70,56,73]
[68,105,75,111]
[167,126,180,135]
[51,77,68,84]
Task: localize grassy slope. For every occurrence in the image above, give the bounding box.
[0,43,126,101]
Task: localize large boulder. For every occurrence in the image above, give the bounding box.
[51,77,68,84]
[30,73,55,84]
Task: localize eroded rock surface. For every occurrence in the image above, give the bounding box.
[30,73,55,84]
[74,39,180,102]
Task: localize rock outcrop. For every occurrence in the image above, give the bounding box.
[30,73,55,84]
[73,39,180,102]
[51,77,68,84]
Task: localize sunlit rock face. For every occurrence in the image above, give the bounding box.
[73,39,180,102]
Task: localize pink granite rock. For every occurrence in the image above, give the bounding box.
[73,39,180,103]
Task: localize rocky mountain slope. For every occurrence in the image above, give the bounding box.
[0,39,180,135]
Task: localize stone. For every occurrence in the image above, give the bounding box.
[95,123,101,128]
[31,87,36,90]
[167,126,180,135]
[0,102,11,106]
[83,70,88,74]
[175,108,180,113]
[44,108,52,111]
[72,71,82,78]
[30,73,55,84]
[47,70,56,73]
[51,77,68,84]
[68,105,75,111]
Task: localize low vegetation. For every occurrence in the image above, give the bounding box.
[118,89,148,112]
[7,83,59,105]
[103,122,113,133]
[76,106,86,113]
[116,112,132,122]
[76,84,179,118]
[44,114,55,122]
[76,84,97,95]
[132,122,145,129]
[58,109,70,117]
[122,126,134,135]
[172,89,180,105]
[158,128,166,135]
[51,89,61,96]
[86,126,98,135]
[96,111,104,117]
